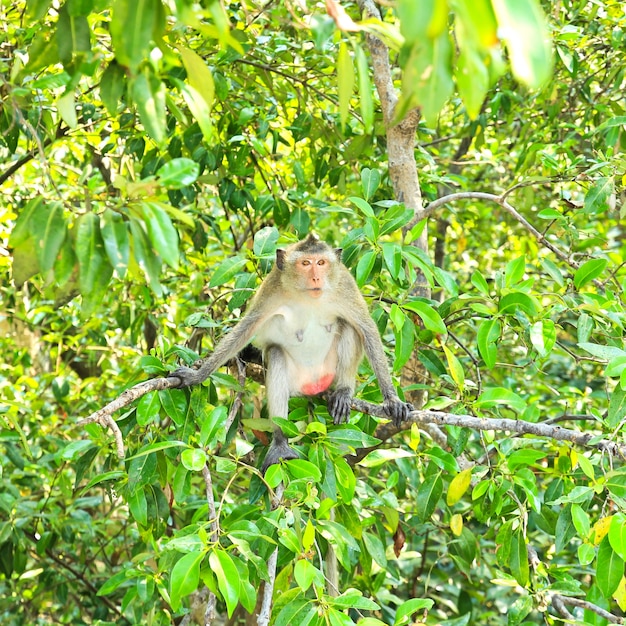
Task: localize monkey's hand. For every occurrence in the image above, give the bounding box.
[167,366,204,388]
[383,397,414,427]
[261,439,299,473]
[327,387,353,425]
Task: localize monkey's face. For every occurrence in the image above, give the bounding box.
[294,254,334,298]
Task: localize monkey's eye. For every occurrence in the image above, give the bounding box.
[301,259,311,266]
[317,259,326,266]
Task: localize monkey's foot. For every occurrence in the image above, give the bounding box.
[261,440,299,473]
[168,366,202,388]
[327,387,353,424]
[384,398,414,427]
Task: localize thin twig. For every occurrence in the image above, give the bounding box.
[418,191,575,268]
[257,483,284,626]
[551,594,625,624]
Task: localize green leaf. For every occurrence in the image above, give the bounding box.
[159,388,188,427]
[393,315,415,370]
[32,200,66,274]
[330,589,380,610]
[597,535,624,598]
[208,256,249,288]
[355,249,376,287]
[471,270,490,295]
[361,168,381,201]
[578,342,626,360]
[101,210,129,279]
[285,459,322,482]
[178,81,213,142]
[140,202,180,269]
[476,387,527,413]
[348,196,375,217]
[129,220,163,296]
[136,391,161,426]
[354,43,373,132]
[455,46,489,119]
[110,0,160,70]
[337,41,355,129]
[363,532,387,569]
[508,595,533,626]
[608,387,626,428]
[128,488,148,526]
[181,448,207,471]
[253,226,279,257]
[507,450,547,470]
[606,356,626,378]
[294,559,323,592]
[179,44,215,110]
[57,91,77,129]
[382,243,402,280]
[505,255,526,287]
[75,212,113,297]
[454,0,498,50]
[477,319,501,369]
[577,313,594,343]
[530,319,556,357]
[400,33,454,127]
[491,0,553,88]
[132,69,166,145]
[609,514,626,561]
[334,456,356,502]
[416,472,443,522]
[573,258,607,289]
[397,0,447,40]
[394,598,435,626]
[447,468,473,506]
[402,301,447,335]
[155,158,199,189]
[327,426,380,449]
[56,5,90,64]
[98,569,136,597]
[584,177,615,214]
[571,504,590,539]
[498,292,538,316]
[442,345,464,392]
[209,550,240,617]
[509,529,529,587]
[170,550,204,612]
[100,61,126,115]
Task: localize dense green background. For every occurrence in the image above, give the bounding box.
[2,0,626,624]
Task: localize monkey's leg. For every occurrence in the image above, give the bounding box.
[327,323,362,425]
[261,345,299,472]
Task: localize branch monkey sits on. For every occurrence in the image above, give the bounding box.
[169,233,413,470]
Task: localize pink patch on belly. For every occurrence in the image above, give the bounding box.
[301,373,335,396]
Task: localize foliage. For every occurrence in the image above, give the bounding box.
[2,0,626,625]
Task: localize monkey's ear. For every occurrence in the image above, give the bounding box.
[334,248,343,262]
[276,249,286,270]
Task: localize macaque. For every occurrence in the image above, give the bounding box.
[169,233,413,470]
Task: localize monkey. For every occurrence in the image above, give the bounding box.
[168,233,413,471]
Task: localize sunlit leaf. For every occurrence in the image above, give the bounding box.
[491,0,553,88]
[337,41,354,129]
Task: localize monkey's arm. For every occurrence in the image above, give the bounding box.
[168,310,264,388]
[359,316,414,425]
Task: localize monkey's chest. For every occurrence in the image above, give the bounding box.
[254,307,338,368]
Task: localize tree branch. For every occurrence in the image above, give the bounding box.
[257,483,284,626]
[76,377,179,458]
[78,376,626,460]
[348,397,626,458]
[420,191,575,268]
[551,594,625,624]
